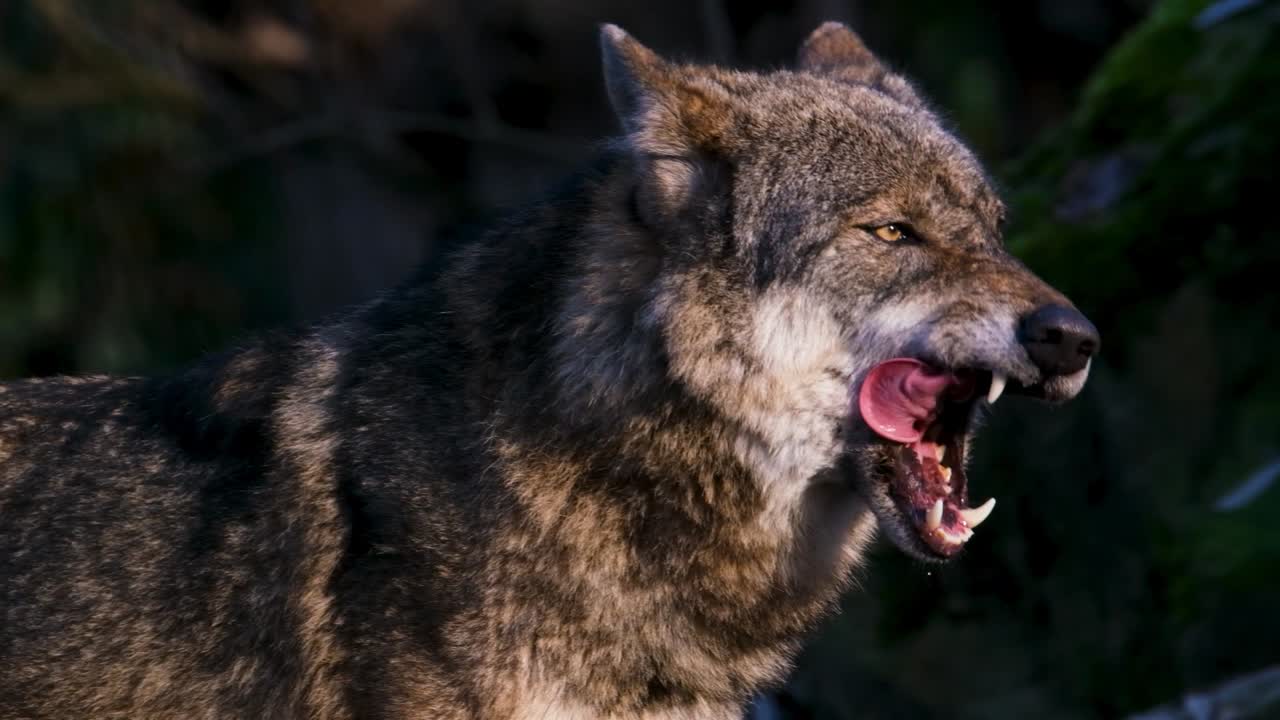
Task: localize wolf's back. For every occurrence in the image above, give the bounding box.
[0,361,350,718]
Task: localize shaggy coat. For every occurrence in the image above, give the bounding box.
[0,23,1093,719]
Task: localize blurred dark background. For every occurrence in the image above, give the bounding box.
[2,0,1278,717]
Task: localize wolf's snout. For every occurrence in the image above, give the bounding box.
[1019,304,1100,377]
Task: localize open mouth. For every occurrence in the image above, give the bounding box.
[857,358,1002,559]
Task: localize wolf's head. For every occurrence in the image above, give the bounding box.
[571,23,1098,563]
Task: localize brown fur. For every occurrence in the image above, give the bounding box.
[0,23,1093,719]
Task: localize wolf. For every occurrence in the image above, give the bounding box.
[0,22,1098,720]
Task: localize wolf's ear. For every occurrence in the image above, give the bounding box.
[599,25,732,148]
[798,22,881,74]
[797,22,925,108]
[600,24,667,136]
[599,24,733,229]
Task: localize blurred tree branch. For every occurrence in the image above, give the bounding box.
[135,4,311,71]
[180,107,592,178]
[0,0,204,113]
[0,58,202,112]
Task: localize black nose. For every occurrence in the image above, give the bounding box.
[1019,304,1100,376]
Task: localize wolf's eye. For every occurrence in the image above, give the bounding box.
[873,224,913,243]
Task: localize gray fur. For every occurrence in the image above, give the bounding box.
[0,23,1092,719]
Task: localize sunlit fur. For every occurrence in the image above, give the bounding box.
[0,22,1088,719]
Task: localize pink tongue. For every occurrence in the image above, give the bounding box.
[858,358,954,443]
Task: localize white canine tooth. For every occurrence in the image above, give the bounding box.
[987,373,1007,405]
[960,497,997,528]
[926,498,944,531]
[940,465,952,482]
[937,445,947,463]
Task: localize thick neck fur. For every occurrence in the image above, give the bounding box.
[324,150,875,716]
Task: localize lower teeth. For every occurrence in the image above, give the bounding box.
[923,497,998,543]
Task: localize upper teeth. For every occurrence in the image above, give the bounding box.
[926,498,944,531]
[987,373,1007,405]
[959,497,997,528]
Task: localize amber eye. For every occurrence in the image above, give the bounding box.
[873,224,912,243]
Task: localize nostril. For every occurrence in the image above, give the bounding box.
[1020,304,1100,377]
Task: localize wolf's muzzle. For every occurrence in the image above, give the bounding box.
[1018,304,1100,377]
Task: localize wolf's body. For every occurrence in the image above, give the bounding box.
[0,23,1097,719]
